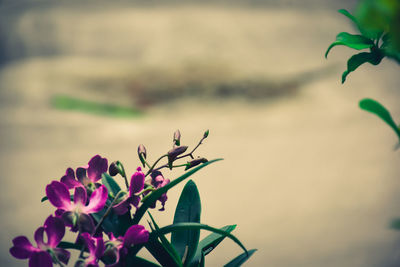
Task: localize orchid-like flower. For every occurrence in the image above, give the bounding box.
[75,233,105,267]
[113,167,145,215]
[46,181,108,233]
[61,155,108,191]
[10,216,70,267]
[149,170,170,211]
[103,225,149,266]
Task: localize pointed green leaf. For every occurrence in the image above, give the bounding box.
[342,51,383,83]
[171,180,201,265]
[145,235,182,267]
[189,225,237,267]
[102,173,121,198]
[132,159,223,225]
[148,212,183,267]
[338,9,367,36]
[325,32,374,58]
[154,222,248,255]
[126,256,161,267]
[224,249,257,267]
[359,98,400,141]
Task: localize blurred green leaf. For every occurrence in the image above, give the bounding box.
[325,32,374,58]
[132,159,223,225]
[155,222,248,255]
[359,98,400,141]
[171,180,201,265]
[189,225,237,267]
[51,95,142,118]
[342,51,383,83]
[148,212,183,267]
[390,218,400,230]
[102,173,122,198]
[338,9,368,36]
[224,249,257,267]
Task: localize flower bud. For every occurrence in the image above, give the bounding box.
[203,129,209,138]
[167,146,187,160]
[185,157,208,170]
[167,146,188,169]
[109,161,119,176]
[138,144,147,168]
[173,130,181,146]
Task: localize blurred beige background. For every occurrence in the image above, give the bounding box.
[1,0,400,266]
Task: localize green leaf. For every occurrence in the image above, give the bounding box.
[101,173,122,198]
[342,51,383,83]
[145,235,182,267]
[338,9,367,36]
[359,98,400,141]
[325,32,374,58]
[154,222,248,256]
[57,241,82,250]
[126,256,162,267]
[171,180,201,266]
[91,209,132,237]
[189,225,237,267]
[390,218,400,230]
[148,212,183,267]
[224,249,257,267]
[132,159,223,225]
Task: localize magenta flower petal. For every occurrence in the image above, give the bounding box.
[29,251,52,267]
[83,185,108,213]
[33,227,45,249]
[78,214,95,234]
[123,225,149,247]
[10,236,36,259]
[53,248,70,265]
[46,181,72,210]
[44,216,65,248]
[129,167,145,195]
[74,186,87,206]
[112,196,132,215]
[87,155,108,183]
[76,167,89,185]
[60,168,81,189]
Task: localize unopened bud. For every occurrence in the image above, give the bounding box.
[138,144,147,168]
[185,157,208,170]
[203,129,209,138]
[109,161,119,176]
[167,146,188,169]
[167,146,188,160]
[173,130,181,146]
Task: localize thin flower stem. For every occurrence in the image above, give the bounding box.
[79,191,125,258]
[153,163,188,172]
[92,191,124,236]
[120,166,129,190]
[176,135,206,160]
[145,154,168,177]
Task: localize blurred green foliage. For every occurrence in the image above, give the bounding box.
[51,95,142,118]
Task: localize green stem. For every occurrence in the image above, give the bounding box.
[145,154,168,177]
[119,164,129,190]
[176,135,206,160]
[79,191,124,258]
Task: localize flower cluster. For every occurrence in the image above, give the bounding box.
[8,130,254,267]
[11,154,154,267]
